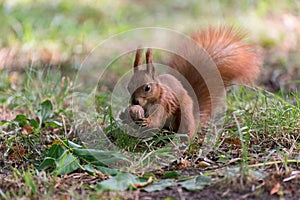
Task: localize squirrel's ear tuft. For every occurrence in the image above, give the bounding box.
[146,48,156,79]
[133,47,143,73]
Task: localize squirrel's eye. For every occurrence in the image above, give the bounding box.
[144,84,151,92]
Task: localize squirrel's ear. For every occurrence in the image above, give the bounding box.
[133,47,143,73]
[146,48,156,79]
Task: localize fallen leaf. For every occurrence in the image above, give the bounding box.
[198,161,211,168]
[270,182,280,195]
[22,125,33,135]
[180,175,211,191]
[134,176,153,188]
[143,179,178,192]
[96,173,140,192]
[56,151,80,175]
[224,138,242,147]
[8,145,25,162]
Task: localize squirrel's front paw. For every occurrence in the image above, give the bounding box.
[140,117,151,127]
[126,105,152,128]
[120,105,145,124]
[128,105,145,121]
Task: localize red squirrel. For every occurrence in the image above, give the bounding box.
[124,26,262,139]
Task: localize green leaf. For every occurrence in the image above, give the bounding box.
[84,164,96,174]
[143,179,178,192]
[96,173,139,192]
[84,165,119,176]
[37,99,53,127]
[38,144,68,171]
[38,157,56,171]
[142,173,156,179]
[48,144,64,159]
[73,149,128,166]
[96,166,118,176]
[56,151,80,175]
[0,120,10,126]
[67,140,82,149]
[45,121,62,128]
[180,175,211,191]
[163,171,182,179]
[29,119,39,129]
[14,114,28,127]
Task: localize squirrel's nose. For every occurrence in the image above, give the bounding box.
[132,98,140,105]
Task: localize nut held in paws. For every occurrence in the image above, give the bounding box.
[128,105,145,121]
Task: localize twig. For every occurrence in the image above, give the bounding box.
[248,159,300,168]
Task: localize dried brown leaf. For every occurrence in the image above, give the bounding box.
[22,125,33,135]
[134,176,153,188]
[270,182,280,195]
[198,161,211,168]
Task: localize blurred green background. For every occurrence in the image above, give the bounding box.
[0,1,299,198]
[0,0,299,91]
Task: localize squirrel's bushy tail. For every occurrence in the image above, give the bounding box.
[168,26,262,121]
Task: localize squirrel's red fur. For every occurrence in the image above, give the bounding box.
[126,26,262,138]
[168,26,261,119]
